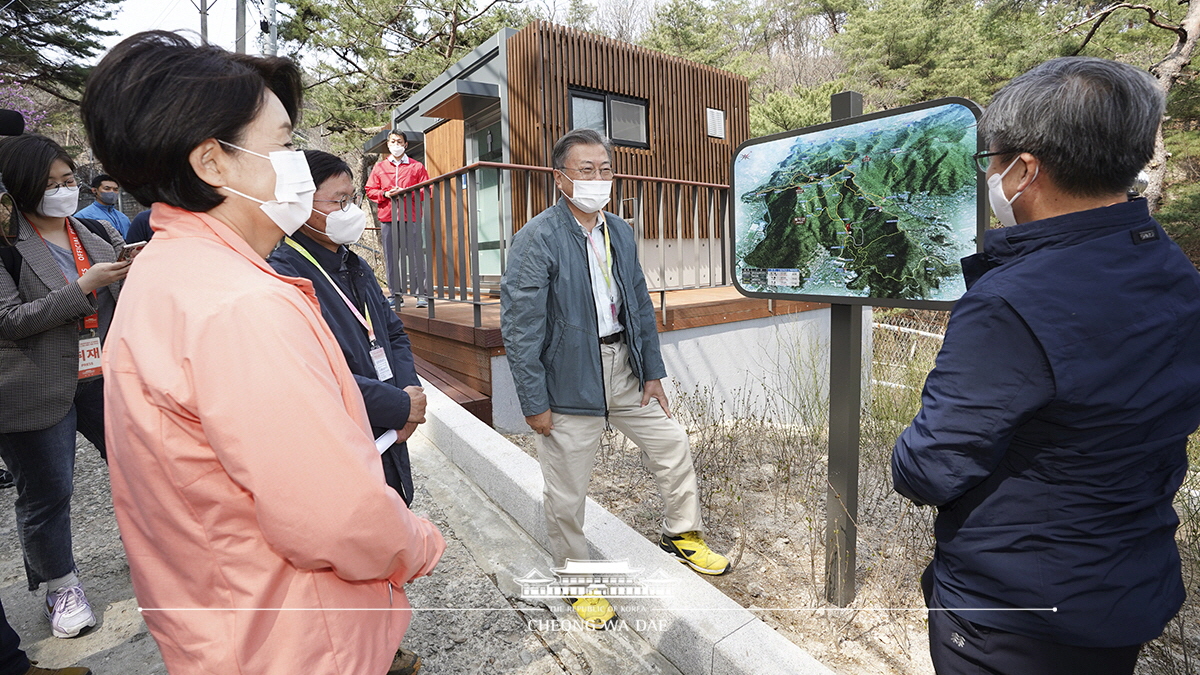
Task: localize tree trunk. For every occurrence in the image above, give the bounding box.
[1147,0,1200,211]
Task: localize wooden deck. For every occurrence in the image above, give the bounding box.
[397,286,824,334]
[413,355,491,427]
[395,287,826,420]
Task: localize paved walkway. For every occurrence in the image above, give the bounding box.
[0,433,677,675]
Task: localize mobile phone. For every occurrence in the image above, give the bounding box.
[118,241,148,262]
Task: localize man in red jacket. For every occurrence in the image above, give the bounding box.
[366,130,429,308]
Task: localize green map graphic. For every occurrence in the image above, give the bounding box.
[734,103,979,302]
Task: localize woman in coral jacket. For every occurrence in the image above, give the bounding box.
[79,31,445,675]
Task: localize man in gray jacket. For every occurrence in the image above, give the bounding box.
[501,129,728,630]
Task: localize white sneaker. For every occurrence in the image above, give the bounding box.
[45,583,96,638]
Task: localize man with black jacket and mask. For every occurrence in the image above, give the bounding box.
[268,150,425,506]
[892,57,1200,675]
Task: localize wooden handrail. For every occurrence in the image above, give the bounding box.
[387,161,730,196]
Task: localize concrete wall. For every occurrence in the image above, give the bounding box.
[491,306,872,434]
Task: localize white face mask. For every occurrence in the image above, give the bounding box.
[559,173,612,213]
[218,140,316,236]
[987,156,1037,228]
[38,186,80,218]
[307,203,367,245]
[388,144,406,158]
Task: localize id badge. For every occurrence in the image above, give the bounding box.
[370,346,394,381]
[78,335,102,380]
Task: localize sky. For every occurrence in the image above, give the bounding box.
[99,0,250,55]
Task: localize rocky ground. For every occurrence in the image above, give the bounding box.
[0,432,677,675]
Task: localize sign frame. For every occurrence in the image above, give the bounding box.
[729,96,987,311]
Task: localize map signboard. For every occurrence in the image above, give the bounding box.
[731,98,985,309]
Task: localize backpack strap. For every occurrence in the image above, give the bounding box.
[74,217,115,246]
[0,245,19,285]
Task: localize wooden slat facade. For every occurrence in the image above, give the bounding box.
[422,121,473,293]
[505,22,750,237]
[424,120,465,176]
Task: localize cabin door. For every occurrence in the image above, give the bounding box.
[468,118,504,280]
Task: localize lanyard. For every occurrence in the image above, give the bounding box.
[586,221,614,289]
[284,238,377,343]
[35,219,99,330]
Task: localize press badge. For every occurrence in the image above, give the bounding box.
[78,334,102,379]
[370,345,393,381]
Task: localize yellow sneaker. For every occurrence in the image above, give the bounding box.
[566,594,616,630]
[660,531,731,575]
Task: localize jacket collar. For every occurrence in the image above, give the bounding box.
[556,197,607,240]
[150,203,320,302]
[289,229,350,274]
[962,198,1153,288]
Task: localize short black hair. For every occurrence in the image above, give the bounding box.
[91,173,117,189]
[0,134,76,214]
[303,150,351,189]
[388,130,409,144]
[80,30,304,212]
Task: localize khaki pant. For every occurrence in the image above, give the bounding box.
[537,339,702,568]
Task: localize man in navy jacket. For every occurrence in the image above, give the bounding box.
[893,57,1200,675]
[268,151,425,506]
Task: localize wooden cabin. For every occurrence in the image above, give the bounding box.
[365,21,750,284]
[368,20,749,188]
[363,22,827,431]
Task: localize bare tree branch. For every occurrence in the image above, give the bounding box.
[1143,0,1200,209]
[1060,3,1185,56]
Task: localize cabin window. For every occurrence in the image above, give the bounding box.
[706,108,726,139]
[571,92,606,136]
[569,89,649,149]
[610,97,647,146]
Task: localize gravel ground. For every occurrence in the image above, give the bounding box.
[0,432,676,675]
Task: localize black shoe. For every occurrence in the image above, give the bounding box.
[0,469,13,489]
[388,647,421,675]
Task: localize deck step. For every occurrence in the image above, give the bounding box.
[414,355,492,427]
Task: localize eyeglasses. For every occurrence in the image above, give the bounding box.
[313,193,363,212]
[559,166,615,181]
[45,177,78,195]
[973,150,1023,173]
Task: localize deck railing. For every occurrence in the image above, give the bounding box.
[383,161,732,327]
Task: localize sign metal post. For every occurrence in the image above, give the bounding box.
[825,90,864,607]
